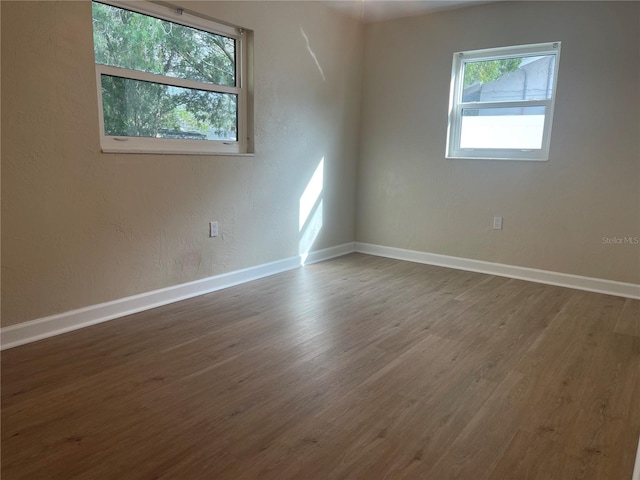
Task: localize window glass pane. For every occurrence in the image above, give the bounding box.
[92,3,236,87]
[460,106,545,150]
[462,55,556,102]
[100,75,237,141]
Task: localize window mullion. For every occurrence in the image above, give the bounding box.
[458,99,550,110]
[96,65,240,95]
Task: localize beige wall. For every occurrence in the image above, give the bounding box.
[1,1,363,326]
[357,1,640,284]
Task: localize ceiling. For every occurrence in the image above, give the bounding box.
[322,0,495,23]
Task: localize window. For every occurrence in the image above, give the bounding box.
[446,42,561,161]
[92,1,252,155]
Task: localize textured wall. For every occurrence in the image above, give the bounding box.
[1,1,363,326]
[357,1,640,284]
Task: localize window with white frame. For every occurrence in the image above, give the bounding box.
[92,1,252,155]
[446,42,561,161]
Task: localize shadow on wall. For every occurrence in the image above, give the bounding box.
[299,157,324,264]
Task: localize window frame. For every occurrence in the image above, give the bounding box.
[446,42,561,161]
[93,1,252,155]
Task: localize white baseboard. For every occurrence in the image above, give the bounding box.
[300,242,355,265]
[4,241,637,350]
[0,242,355,350]
[355,242,640,300]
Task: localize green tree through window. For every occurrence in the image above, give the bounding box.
[463,58,521,88]
[92,2,238,140]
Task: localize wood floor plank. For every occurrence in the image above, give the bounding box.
[487,429,588,480]
[615,298,640,337]
[2,253,638,479]
[424,370,529,480]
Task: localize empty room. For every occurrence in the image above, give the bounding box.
[1,0,639,478]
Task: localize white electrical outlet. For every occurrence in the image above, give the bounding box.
[209,221,219,237]
[493,216,503,230]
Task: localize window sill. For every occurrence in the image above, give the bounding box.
[101,147,255,157]
[446,155,548,162]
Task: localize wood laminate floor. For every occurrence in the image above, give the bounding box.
[2,253,639,479]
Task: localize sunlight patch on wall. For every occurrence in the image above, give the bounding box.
[300,26,326,82]
[299,158,324,264]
